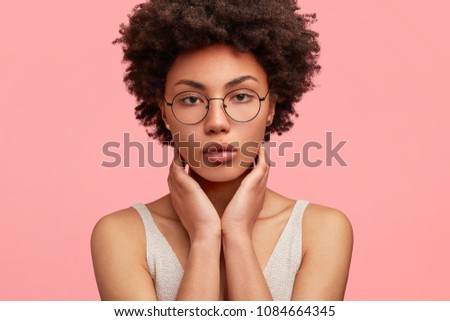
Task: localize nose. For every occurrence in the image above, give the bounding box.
[203,98,231,134]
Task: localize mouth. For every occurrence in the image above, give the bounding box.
[202,142,239,164]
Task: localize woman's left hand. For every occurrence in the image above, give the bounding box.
[221,143,270,238]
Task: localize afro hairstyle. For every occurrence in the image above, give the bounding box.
[113,0,321,145]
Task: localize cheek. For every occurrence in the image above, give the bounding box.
[235,126,266,163]
[238,122,267,143]
[170,124,201,145]
[171,128,203,165]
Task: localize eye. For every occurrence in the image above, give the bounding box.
[228,91,257,104]
[183,96,201,104]
[235,94,250,102]
[175,92,206,106]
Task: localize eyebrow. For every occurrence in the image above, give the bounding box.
[174,75,259,90]
[224,75,259,88]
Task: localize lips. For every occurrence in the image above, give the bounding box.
[202,142,238,163]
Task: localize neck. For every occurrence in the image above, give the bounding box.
[187,167,252,217]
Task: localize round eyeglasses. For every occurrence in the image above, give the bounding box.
[164,88,270,125]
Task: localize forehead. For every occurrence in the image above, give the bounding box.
[165,44,268,89]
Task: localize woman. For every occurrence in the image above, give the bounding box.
[91,0,353,301]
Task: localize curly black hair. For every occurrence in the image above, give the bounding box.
[113,0,321,145]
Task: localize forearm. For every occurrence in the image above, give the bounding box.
[176,235,221,300]
[222,233,273,300]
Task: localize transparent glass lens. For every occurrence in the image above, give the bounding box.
[170,88,262,124]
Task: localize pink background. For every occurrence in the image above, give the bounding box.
[1,1,449,300]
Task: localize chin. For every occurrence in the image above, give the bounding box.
[189,162,252,183]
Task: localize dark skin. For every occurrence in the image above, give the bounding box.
[91,45,353,300]
[113,0,321,145]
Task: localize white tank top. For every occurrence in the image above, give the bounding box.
[131,199,308,300]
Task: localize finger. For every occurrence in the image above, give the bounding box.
[169,149,186,183]
[255,143,270,186]
[242,143,267,186]
[256,142,270,169]
[172,148,185,169]
[170,149,193,189]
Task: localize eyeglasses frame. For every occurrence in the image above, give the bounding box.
[164,88,270,125]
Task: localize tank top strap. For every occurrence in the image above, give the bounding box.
[263,199,309,300]
[130,199,309,300]
[130,203,184,300]
[283,199,309,242]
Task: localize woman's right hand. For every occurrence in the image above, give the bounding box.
[167,148,221,241]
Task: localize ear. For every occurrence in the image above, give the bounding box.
[266,99,276,126]
[158,100,172,131]
[159,100,169,124]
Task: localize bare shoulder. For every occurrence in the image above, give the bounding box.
[91,194,176,259]
[291,203,353,300]
[91,205,157,300]
[90,205,148,277]
[91,206,145,249]
[304,202,352,224]
[302,203,353,251]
